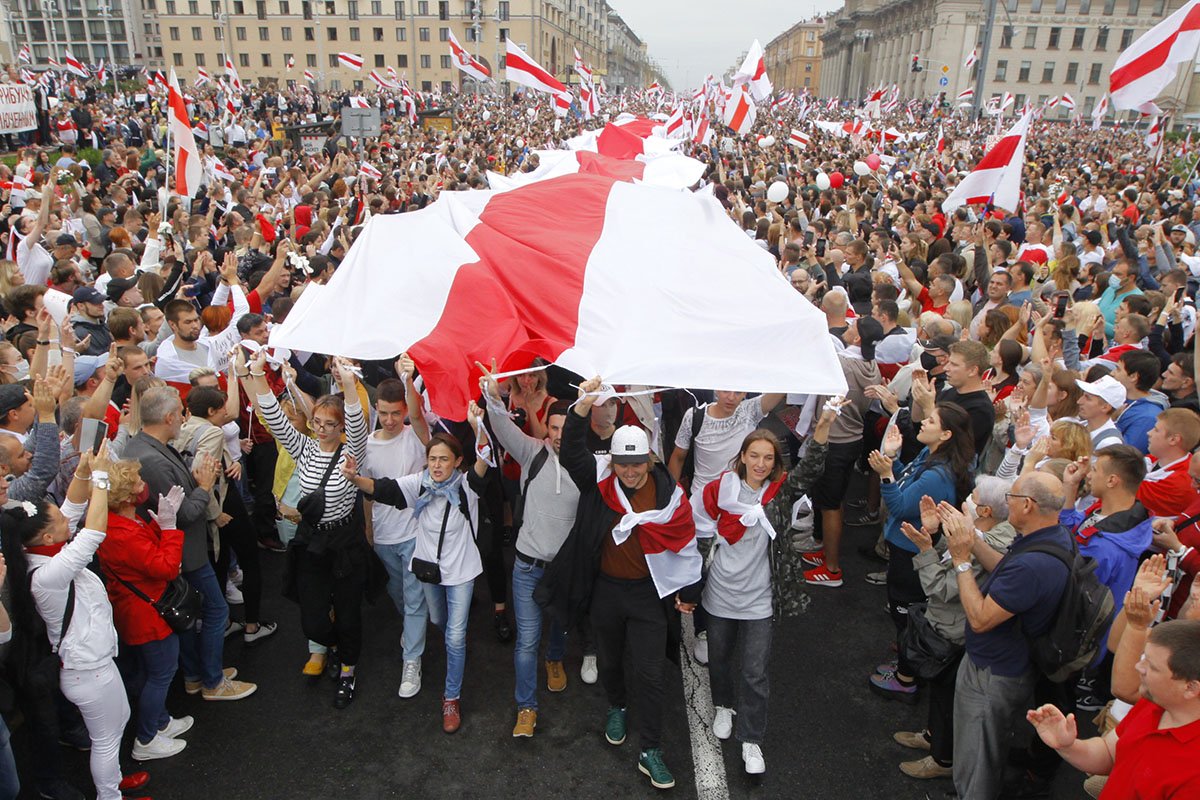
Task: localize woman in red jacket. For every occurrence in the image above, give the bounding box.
[96,460,193,762]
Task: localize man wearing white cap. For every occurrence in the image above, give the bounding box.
[1075,375,1127,449]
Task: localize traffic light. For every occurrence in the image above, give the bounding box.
[911,55,923,73]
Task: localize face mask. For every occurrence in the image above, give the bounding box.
[135,483,150,506]
[1108,274,1123,289]
[3,359,28,381]
[964,495,979,521]
[919,351,939,371]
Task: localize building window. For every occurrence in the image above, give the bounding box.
[1152,0,1165,11]
[419,26,429,40]
[1048,27,1061,48]
[1066,61,1078,82]
[805,63,812,71]
[805,46,814,57]
[398,53,407,66]
[396,27,406,40]
[803,77,810,86]
[259,26,269,39]
[1055,0,1066,10]
[165,0,175,11]
[1127,0,1139,12]
[417,0,427,12]
[239,52,249,66]
[1018,60,1031,81]
[306,53,316,65]
[195,52,206,65]
[261,53,271,66]
[327,26,336,39]
[1030,0,1043,9]
[188,0,198,12]
[439,26,448,40]
[421,79,431,91]
[440,54,450,68]
[350,26,359,39]
[498,0,508,20]
[995,59,1007,81]
[500,27,507,40]
[395,0,404,18]
[1015,94,1025,109]
[420,53,430,67]
[466,27,476,41]
[169,25,179,39]
[1024,26,1037,48]
[1072,27,1085,48]
[1001,25,1013,48]
[371,0,379,11]
[329,53,338,67]
[173,52,183,65]
[1042,61,1055,81]
[303,0,312,17]
[236,26,246,40]
[374,53,384,66]
[280,0,289,11]
[1006,0,1018,9]
[235,0,246,12]
[1080,0,1091,11]
[1103,0,1115,10]
[348,0,357,16]
[441,80,451,92]
[256,0,266,17]
[1096,26,1108,49]
[373,26,382,40]
[215,26,223,39]
[305,26,314,39]
[325,0,334,13]
[438,0,446,18]
[282,26,292,39]
[1089,62,1102,83]
[1120,28,1133,48]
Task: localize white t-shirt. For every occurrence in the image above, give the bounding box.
[17,237,53,286]
[676,397,768,506]
[393,472,482,586]
[363,428,427,545]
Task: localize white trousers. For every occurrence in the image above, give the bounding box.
[60,662,130,800]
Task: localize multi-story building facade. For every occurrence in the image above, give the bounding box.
[3,0,162,71]
[820,0,1200,121]
[605,9,646,92]
[764,17,825,93]
[152,0,650,94]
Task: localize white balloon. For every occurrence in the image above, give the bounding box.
[482,110,492,121]
[853,160,871,176]
[515,138,525,148]
[761,135,776,148]
[816,173,831,191]
[527,108,537,119]
[767,181,789,203]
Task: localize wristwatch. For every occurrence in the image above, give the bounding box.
[954,561,972,574]
[91,471,110,490]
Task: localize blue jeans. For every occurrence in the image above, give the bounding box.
[131,635,179,744]
[424,580,473,700]
[512,557,566,710]
[374,538,429,662]
[179,562,229,689]
[0,717,18,800]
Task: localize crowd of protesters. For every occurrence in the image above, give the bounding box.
[0,65,1196,800]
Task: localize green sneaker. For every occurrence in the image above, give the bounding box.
[605,706,627,746]
[638,748,675,790]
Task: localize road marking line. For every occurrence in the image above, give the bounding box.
[680,614,730,800]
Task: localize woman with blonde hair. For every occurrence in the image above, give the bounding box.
[945,301,974,334]
[1052,254,1081,293]
[0,258,24,297]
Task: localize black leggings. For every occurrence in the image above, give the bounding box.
[213,488,264,624]
[294,539,366,666]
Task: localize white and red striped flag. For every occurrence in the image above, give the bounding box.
[1092,94,1110,130]
[286,56,295,71]
[387,66,399,83]
[167,70,201,198]
[956,87,974,103]
[358,161,383,181]
[209,157,236,183]
[349,95,370,108]
[788,129,810,149]
[64,51,88,78]
[573,46,592,83]
[1061,93,1076,111]
[47,56,60,69]
[553,91,573,117]
[964,47,978,69]
[661,105,686,138]
[337,52,364,71]
[504,39,566,96]
[1110,0,1200,113]
[303,69,316,83]
[936,123,946,154]
[192,121,208,140]
[17,45,30,64]
[722,84,757,135]
[692,113,712,146]
[224,57,243,91]
[368,70,396,90]
[1047,95,1061,110]
[195,67,211,87]
[942,110,1032,213]
[268,173,848,422]
[731,39,772,102]
[95,60,106,85]
[448,31,490,82]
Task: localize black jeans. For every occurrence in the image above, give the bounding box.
[927,650,965,766]
[245,441,279,538]
[295,538,366,666]
[590,575,668,750]
[213,489,264,623]
[706,614,773,745]
[887,546,926,635]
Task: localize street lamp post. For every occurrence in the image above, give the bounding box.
[41,0,59,66]
[97,1,119,97]
[972,0,998,120]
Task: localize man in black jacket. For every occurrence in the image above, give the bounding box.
[537,377,702,791]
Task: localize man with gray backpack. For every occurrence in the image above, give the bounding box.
[479,365,580,739]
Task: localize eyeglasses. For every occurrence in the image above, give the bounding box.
[310,419,340,431]
[1004,492,1033,502]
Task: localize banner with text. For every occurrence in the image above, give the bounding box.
[0,84,37,134]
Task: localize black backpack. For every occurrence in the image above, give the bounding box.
[1019,541,1115,683]
[510,448,550,534]
[679,403,708,492]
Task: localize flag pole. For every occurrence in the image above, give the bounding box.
[163,95,172,213]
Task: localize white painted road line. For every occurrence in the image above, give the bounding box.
[680,614,731,800]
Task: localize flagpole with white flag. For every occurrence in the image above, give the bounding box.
[1110,0,1200,113]
[942,110,1032,213]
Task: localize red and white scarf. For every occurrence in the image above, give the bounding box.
[697,470,785,545]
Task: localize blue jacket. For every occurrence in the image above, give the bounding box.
[882,448,958,553]
[1116,396,1168,454]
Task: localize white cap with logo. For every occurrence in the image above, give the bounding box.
[1075,374,1127,410]
[610,425,651,464]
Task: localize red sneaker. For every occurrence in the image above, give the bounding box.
[442,697,461,734]
[804,564,843,587]
[120,772,150,791]
[800,550,825,568]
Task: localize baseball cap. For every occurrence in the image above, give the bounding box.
[0,384,28,417]
[924,334,958,354]
[1076,374,1126,410]
[610,425,651,464]
[1172,225,1189,234]
[73,353,109,387]
[72,286,106,306]
[105,276,138,303]
[55,233,79,247]
[854,316,886,361]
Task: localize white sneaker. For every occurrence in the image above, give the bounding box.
[159,715,194,738]
[225,582,244,605]
[580,654,598,685]
[398,659,421,699]
[742,742,765,775]
[131,731,187,761]
[693,631,709,665]
[712,706,734,740]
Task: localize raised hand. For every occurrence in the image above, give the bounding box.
[156,485,186,530]
[1026,705,1077,751]
[1122,585,1161,632]
[866,449,894,479]
[1131,553,1172,598]
[900,521,934,553]
[474,357,502,400]
[919,494,940,533]
[882,423,903,457]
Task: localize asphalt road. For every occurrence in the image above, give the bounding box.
[18,514,1093,800]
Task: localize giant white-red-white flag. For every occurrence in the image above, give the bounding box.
[448,31,491,82]
[722,84,757,134]
[942,110,1031,213]
[1110,0,1200,113]
[486,149,704,192]
[167,70,201,199]
[505,40,566,96]
[732,39,772,102]
[269,174,847,418]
